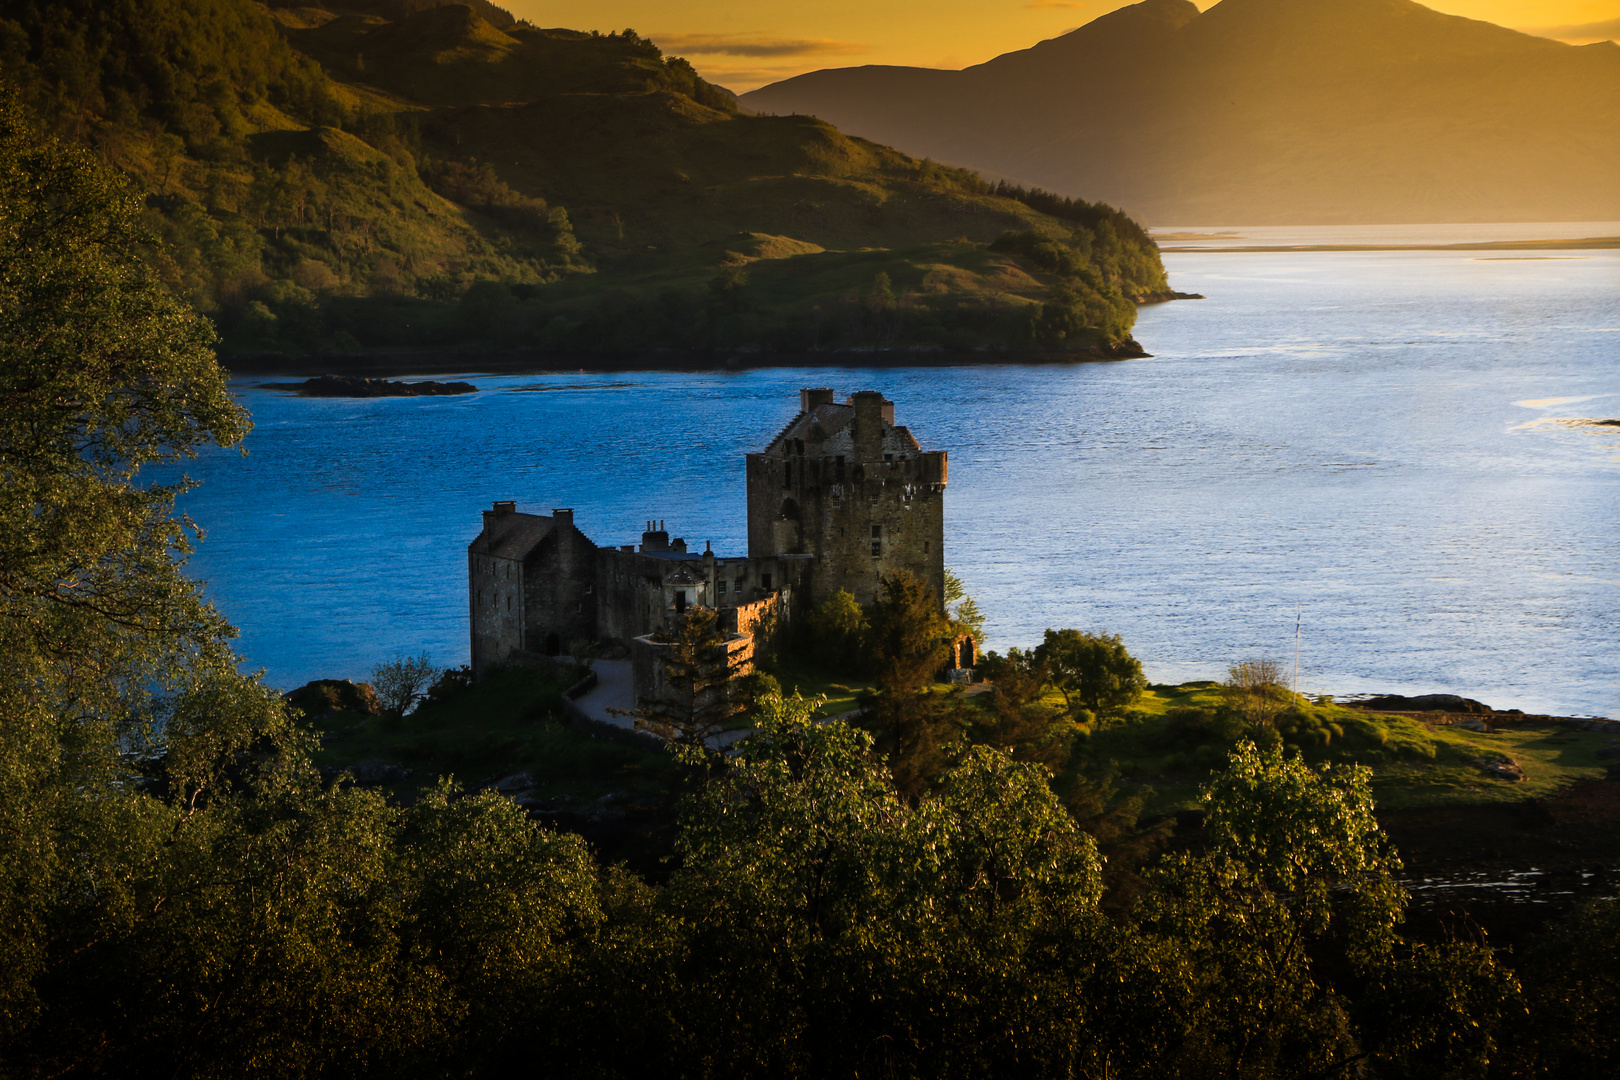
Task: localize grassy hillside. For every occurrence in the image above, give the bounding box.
[1072,681,1615,814]
[0,0,1169,358]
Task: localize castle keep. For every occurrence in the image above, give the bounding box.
[468,389,948,675]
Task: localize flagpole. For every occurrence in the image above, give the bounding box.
[1293,607,1301,702]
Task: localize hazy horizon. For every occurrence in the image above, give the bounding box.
[500,0,1620,91]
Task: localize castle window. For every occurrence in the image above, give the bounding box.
[885,453,893,463]
[835,456,845,482]
[784,461,792,488]
[675,591,687,615]
[717,580,728,596]
[871,525,882,538]
[762,573,772,590]
[872,541,882,558]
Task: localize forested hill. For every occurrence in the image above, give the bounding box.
[0,0,1170,359]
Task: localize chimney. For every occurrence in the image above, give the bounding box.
[552,508,573,527]
[483,500,517,538]
[850,390,885,463]
[881,398,894,425]
[800,387,835,413]
[671,537,687,554]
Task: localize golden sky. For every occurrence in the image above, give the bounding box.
[502,0,1620,91]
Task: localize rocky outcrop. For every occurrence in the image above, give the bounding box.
[1478,756,1525,782]
[286,678,383,717]
[268,375,477,397]
[1357,693,1491,714]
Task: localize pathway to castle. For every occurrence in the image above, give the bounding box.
[569,660,753,750]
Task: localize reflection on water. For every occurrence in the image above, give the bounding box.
[1404,867,1615,908]
[177,248,1619,716]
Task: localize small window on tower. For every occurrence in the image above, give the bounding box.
[884,453,893,463]
[762,573,773,590]
[871,525,882,538]
[872,540,882,558]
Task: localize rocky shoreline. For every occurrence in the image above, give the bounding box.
[262,375,478,397]
[228,339,1154,377]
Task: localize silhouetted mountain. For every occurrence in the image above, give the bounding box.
[742,0,1620,224]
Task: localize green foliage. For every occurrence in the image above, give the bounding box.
[1134,742,1515,1079]
[659,694,1109,1075]
[943,566,986,646]
[1505,899,1620,1077]
[969,646,1073,771]
[797,587,869,673]
[866,571,951,692]
[1034,628,1147,717]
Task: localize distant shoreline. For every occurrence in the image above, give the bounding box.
[223,340,1154,378]
[1160,236,1620,253]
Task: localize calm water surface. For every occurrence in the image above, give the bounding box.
[177,244,1620,716]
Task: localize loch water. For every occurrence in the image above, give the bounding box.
[177,232,1620,717]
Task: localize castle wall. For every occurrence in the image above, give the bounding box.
[519,510,598,656]
[469,550,525,675]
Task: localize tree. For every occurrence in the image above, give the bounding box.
[799,587,868,672]
[866,571,951,692]
[0,96,253,1046]
[661,694,1109,1076]
[943,567,985,647]
[371,651,438,717]
[969,647,1071,771]
[632,607,747,753]
[1033,629,1146,717]
[1224,657,1289,728]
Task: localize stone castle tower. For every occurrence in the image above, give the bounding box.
[745,388,947,608]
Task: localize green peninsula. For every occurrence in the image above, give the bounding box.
[3,0,1171,362]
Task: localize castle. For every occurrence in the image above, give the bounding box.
[467,388,953,681]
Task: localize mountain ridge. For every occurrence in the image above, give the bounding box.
[742,0,1620,225]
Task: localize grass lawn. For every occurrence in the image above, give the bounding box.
[762,661,877,718]
[304,667,679,802]
[985,681,1614,815]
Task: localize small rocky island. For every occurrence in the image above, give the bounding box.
[267,375,477,398]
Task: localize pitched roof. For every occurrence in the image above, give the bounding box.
[663,563,707,586]
[469,512,554,560]
[767,405,924,457]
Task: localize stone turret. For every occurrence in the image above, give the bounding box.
[745,388,946,607]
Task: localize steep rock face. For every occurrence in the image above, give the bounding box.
[742,0,1620,224]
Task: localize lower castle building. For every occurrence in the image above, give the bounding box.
[468,388,952,680]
